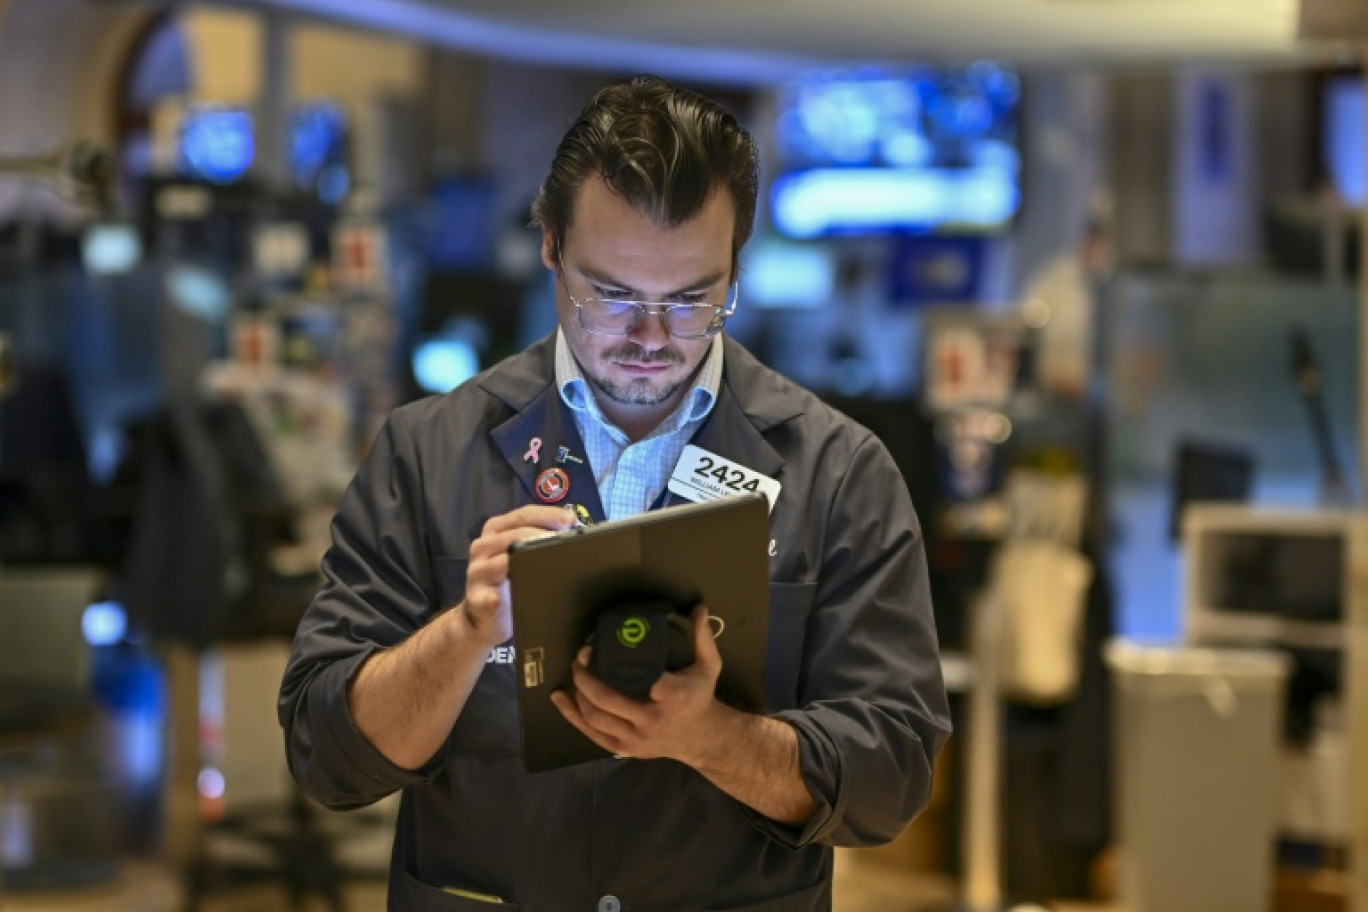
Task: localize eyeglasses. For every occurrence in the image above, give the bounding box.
[558,260,738,340]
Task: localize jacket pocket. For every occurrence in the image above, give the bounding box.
[710,878,830,911]
[765,582,817,711]
[391,866,521,910]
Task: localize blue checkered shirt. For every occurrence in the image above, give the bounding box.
[555,330,723,522]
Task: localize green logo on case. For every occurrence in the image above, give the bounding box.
[617,616,650,648]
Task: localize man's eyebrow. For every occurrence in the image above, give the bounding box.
[577,264,729,296]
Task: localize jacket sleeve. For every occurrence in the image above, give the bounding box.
[277,409,449,809]
[761,432,951,848]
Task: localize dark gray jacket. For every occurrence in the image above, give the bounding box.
[278,334,951,912]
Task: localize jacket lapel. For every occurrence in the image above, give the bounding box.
[668,339,803,510]
[489,384,607,525]
[688,384,785,483]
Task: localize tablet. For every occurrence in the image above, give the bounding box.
[508,493,769,773]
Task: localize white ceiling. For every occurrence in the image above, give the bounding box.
[252,0,1319,82]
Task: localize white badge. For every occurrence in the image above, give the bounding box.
[668,444,781,513]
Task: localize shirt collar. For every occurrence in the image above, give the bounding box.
[555,330,723,433]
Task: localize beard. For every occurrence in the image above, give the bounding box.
[584,343,686,407]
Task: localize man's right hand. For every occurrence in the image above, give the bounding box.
[461,505,579,647]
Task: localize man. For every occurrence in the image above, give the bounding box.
[279,75,950,912]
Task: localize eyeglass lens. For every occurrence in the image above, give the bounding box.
[579,300,722,338]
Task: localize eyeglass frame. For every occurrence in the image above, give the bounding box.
[555,255,738,340]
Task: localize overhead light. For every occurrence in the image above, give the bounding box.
[83,601,128,647]
[237,0,828,83]
[82,223,143,275]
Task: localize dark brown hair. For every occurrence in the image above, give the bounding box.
[531,75,759,273]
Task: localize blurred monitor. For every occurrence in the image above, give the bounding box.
[0,568,101,699]
[739,238,837,309]
[425,176,498,270]
[1264,74,1366,275]
[1324,74,1364,207]
[887,235,986,306]
[771,64,1022,238]
[178,105,254,184]
[419,270,524,339]
[141,176,262,275]
[1169,440,1254,542]
[409,270,527,395]
[287,100,349,204]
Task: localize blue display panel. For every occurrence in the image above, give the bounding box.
[738,238,837,309]
[412,337,480,394]
[288,100,349,203]
[179,106,254,184]
[1324,76,1364,206]
[771,64,1021,237]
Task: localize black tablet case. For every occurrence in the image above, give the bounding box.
[508,493,769,773]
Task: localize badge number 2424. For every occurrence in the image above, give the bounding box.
[668,445,781,512]
[696,456,761,493]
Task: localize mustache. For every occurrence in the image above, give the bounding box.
[602,344,683,366]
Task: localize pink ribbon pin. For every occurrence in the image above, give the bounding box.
[523,437,543,463]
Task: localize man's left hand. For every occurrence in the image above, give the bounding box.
[551,604,722,766]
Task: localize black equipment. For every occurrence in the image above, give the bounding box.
[589,600,695,701]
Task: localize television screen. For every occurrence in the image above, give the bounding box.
[1168,440,1254,542]
[738,238,837,309]
[771,65,1021,238]
[887,235,987,306]
[178,105,254,184]
[408,270,527,396]
[1324,75,1364,207]
[288,100,349,203]
[425,176,499,270]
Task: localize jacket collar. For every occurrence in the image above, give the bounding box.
[717,335,807,433]
[476,332,558,412]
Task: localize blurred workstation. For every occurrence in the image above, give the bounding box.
[0,0,1366,910]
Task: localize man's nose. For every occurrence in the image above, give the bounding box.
[627,306,671,349]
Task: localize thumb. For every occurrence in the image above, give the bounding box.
[692,604,721,672]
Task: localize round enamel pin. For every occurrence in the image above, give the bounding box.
[534,467,570,503]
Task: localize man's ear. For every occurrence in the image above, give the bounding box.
[540,231,558,271]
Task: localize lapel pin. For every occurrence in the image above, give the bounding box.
[523,437,543,464]
[534,467,570,503]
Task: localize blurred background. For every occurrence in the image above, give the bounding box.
[0,0,1365,909]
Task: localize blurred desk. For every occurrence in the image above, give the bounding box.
[0,697,114,896]
[0,694,94,743]
[0,567,113,897]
